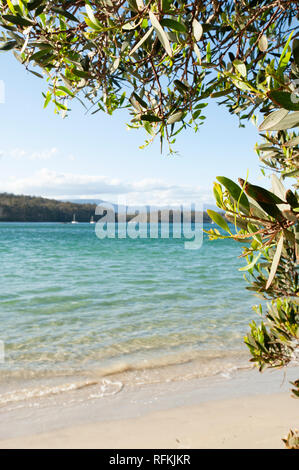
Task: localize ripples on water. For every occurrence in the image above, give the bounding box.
[0,222,260,405]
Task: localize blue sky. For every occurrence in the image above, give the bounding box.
[0,52,266,207]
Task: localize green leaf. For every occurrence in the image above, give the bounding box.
[140,114,162,122]
[239,252,262,272]
[247,196,268,219]
[162,0,171,12]
[27,0,45,11]
[28,69,43,78]
[110,57,120,73]
[149,11,172,57]
[231,78,251,92]
[295,223,299,262]
[213,182,223,208]
[283,168,299,178]
[122,21,139,31]
[129,27,153,56]
[30,48,52,62]
[131,92,147,109]
[216,176,250,213]
[129,94,142,111]
[71,68,89,78]
[194,103,208,110]
[293,39,299,66]
[35,4,45,16]
[266,234,284,289]
[174,79,189,94]
[225,213,248,230]
[207,210,231,233]
[52,8,79,22]
[57,86,75,98]
[258,108,289,131]
[271,174,287,202]
[167,110,184,124]
[128,0,139,12]
[2,14,35,27]
[6,0,16,13]
[206,41,211,63]
[239,179,285,205]
[193,43,201,62]
[84,16,101,31]
[283,136,299,147]
[210,88,233,98]
[233,60,247,78]
[53,100,67,111]
[85,4,102,29]
[263,111,299,131]
[160,18,187,33]
[267,91,299,112]
[285,189,298,209]
[0,40,17,51]
[43,91,52,108]
[278,31,294,69]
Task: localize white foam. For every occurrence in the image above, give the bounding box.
[89,379,123,398]
[0,380,98,406]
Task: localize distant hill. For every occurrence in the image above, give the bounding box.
[0,193,97,223]
[67,199,220,213]
[0,193,213,223]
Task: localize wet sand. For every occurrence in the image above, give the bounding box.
[0,367,298,449]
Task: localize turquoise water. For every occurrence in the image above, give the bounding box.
[0,223,260,398]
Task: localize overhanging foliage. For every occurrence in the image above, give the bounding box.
[1,0,299,447]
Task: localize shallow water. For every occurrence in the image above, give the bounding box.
[0,222,261,405]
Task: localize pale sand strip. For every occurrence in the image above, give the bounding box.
[0,392,298,449]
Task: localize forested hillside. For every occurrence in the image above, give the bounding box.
[0,193,96,222]
[0,193,212,223]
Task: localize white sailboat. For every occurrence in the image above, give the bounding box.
[90,216,95,224]
[71,214,78,224]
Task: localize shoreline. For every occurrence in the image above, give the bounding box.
[0,347,252,399]
[0,366,298,449]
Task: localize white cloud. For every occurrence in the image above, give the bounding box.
[9,148,27,159]
[4,147,58,160]
[30,148,58,160]
[0,168,213,206]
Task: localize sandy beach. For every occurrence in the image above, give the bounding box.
[0,367,298,449]
[0,393,297,449]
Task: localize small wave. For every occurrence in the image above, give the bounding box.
[217,364,253,379]
[0,350,252,409]
[94,349,250,379]
[89,379,123,398]
[0,378,123,406]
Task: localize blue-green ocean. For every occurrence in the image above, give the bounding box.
[0,223,261,404]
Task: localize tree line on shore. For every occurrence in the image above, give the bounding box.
[0,193,212,223]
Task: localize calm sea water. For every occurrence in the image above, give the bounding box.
[0,223,261,404]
